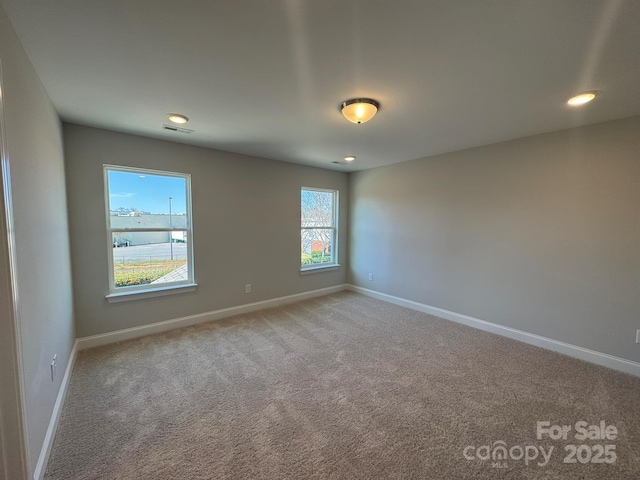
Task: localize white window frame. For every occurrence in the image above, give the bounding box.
[103,165,195,301]
[301,187,339,272]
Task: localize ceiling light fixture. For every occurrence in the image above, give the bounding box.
[567,92,599,106]
[340,98,380,124]
[344,155,356,162]
[167,113,189,124]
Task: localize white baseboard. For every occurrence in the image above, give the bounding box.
[77,284,348,351]
[347,284,640,378]
[33,340,78,480]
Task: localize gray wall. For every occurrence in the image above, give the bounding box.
[0,3,75,477]
[64,124,348,338]
[349,116,640,363]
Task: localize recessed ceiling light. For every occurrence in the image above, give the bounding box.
[567,92,599,106]
[340,98,380,124]
[167,113,189,124]
[344,155,356,162]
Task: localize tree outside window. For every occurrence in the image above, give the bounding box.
[301,188,338,268]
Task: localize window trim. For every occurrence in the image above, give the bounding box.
[300,186,339,271]
[105,283,197,303]
[103,164,195,296]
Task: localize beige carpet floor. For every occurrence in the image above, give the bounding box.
[45,292,640,479]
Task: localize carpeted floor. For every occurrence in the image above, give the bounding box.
[45,292,640,479]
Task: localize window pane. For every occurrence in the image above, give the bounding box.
[301,228,334,266]
[105,166,193,293]
[111,232,188,288]
[301,189,333,228]
[108,170,188,229]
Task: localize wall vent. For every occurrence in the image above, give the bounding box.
[162,124,194,134]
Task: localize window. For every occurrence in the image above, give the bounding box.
[104,165,194,297]
[301,187,338,270]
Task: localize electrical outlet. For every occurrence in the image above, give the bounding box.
[368,273,373,281]
[636,330,640,344]
[245,284,251,294]
[50,354,57,381]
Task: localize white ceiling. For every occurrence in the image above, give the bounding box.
[2,0,639,171]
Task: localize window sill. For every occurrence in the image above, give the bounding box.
[300,264,341,275]
[106,283,198,303]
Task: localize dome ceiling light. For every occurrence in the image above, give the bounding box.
[340,98,380,124]
[344,155,356,162]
